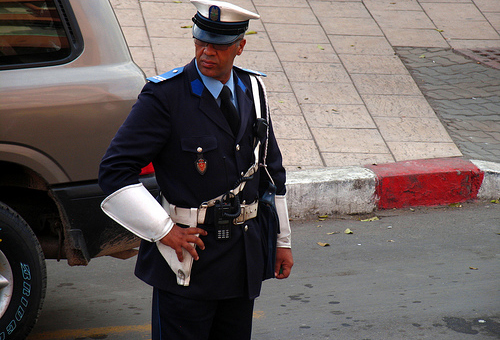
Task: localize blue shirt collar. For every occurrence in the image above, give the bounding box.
[195,61,237,105]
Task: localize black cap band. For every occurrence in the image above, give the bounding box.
[192,12,248,36]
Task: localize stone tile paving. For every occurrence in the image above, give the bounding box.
[396,47,500,163]
[110,0,500,171]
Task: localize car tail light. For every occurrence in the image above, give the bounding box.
[140,163,155,175]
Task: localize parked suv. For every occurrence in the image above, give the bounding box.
[0,0,157,338]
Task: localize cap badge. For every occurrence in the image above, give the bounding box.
[209,5,221,22]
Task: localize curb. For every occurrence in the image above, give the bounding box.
[286,158,500,218]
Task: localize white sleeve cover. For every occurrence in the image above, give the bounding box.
[275,195,291,248]
[101,183,174,242]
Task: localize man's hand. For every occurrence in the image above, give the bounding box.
[275,247,293,279]
[160,224,207,262]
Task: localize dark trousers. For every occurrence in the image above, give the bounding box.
[152,287,255,340]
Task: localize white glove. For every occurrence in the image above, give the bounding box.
[101,184,196,286]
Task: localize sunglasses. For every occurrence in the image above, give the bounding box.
[194,38,242,51]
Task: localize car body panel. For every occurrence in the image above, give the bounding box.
[0,0,154,265]
[0,0,146,184]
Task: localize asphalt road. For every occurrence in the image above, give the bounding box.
[28,201,500,340]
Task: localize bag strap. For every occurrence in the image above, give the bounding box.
[251,75,274,185]
[199,75,268,209]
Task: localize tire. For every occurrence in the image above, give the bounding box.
[0,202,47,340]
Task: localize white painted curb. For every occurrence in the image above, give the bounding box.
[471,160,500,200]
[285,160,500,218]
[286,167,377,218]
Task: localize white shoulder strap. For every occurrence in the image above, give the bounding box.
[250,75,274,184]
[250,75,261,120]
[199,75,269,209]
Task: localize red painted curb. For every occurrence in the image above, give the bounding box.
[366,158,485,209]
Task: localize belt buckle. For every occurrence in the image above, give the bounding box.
[234,204,245,225]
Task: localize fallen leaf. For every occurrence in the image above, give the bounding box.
[317,44,325,50]
[388,240,395,242]
[316,225,322,228]
[327,232,339,235]
[318,218,326,221]
[317,242,330,247]
[360,216,379,222]
[490,199,499,204]
[449,203,462,208]
[435,29,444,32]
[344,228,353,234]
[173,0,181,2]
[469,267,478,270]
[318,215,328,219]
[181,25,192,28]
[245,30,257,35]
[419,54,426,58]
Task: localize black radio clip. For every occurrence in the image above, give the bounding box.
[213,192,241,240]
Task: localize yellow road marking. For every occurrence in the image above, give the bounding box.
[27,324,150,340]
[253,310,265,319]
[29,312,266,339]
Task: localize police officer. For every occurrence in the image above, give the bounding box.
[99,1,293,339]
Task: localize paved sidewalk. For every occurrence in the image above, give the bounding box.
[110,0,499,167]
[397,47,500,163]
[110,0,500,213]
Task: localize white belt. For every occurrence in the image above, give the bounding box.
[161,196,258,227]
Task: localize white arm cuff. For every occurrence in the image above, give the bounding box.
[275,195,291,248]
[101,183,174,242]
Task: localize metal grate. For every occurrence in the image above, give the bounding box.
[454,49,500,70]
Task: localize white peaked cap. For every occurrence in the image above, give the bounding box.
[191,0,260,22]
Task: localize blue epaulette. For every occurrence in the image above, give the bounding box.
[147,66,185,83]
[234,66,267,77]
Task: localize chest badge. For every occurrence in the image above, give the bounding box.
[195,147,207,175]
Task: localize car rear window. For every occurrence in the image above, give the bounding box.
[0,0,80,68]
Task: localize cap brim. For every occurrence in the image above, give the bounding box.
[193,24,241,45]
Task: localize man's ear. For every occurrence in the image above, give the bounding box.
[236,39,246,55]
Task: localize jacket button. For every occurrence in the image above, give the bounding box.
[236,144,240,151]
[197,147,203,153]
[244,225,249,232]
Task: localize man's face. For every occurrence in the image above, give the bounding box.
[195,38,246,84]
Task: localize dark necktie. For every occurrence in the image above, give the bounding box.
[219,85,240,136]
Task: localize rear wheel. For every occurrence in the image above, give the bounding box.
[0,202,46,339]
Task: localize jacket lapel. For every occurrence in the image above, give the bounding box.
[186,59,234,136]
[235,73,254,141]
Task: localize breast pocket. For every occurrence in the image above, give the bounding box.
[181,136,218,175]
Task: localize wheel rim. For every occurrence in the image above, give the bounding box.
[0,249,13,318]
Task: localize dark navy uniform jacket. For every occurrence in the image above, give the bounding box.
[99,58,286,300]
